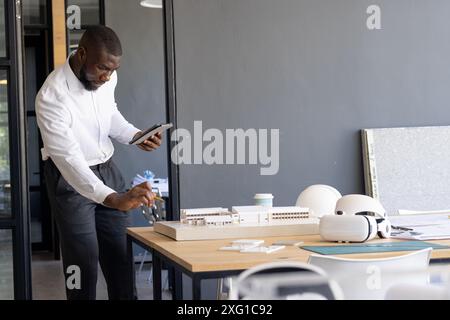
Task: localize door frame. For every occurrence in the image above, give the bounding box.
[23,0,54,254]
[163,0,180,221]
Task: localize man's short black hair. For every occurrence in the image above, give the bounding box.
[79,25,122,56]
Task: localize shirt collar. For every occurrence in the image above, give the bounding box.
[63,53,86,93]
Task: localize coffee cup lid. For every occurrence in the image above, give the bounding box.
[254,193,274,200]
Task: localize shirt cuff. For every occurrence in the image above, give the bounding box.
[94,183,118,204]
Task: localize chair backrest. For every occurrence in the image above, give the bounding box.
[385,283,450,300]
[228,261,344,300]
[308,248,432,300]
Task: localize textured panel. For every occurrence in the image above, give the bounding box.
[362,126,450,215]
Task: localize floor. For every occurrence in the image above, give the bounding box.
[0,229,13,300]
[0,219,172,300]
[31,252,172,300]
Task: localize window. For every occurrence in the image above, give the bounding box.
[0,69,10,219]
[22,0,47,26]
[67,0,101,25]
[66,0,104,51]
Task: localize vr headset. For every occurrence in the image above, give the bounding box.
[319,194,391,243]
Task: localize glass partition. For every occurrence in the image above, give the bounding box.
[67,0,102,51]
[22,0,47,26]
[0,69,11,219]
[0,0,6,57]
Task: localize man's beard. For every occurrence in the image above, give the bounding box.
[79,64,98,91]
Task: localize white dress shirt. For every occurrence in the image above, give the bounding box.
[36,57,140,204]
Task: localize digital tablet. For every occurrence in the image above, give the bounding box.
[129,123,173,145]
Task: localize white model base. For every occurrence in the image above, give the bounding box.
[154,219,320,241]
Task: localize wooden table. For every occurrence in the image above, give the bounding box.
[127,227,450,300]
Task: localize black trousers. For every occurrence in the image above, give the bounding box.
[43,158,134,300]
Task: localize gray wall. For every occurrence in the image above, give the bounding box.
[105,0,168,187]
[105,1,168,261]
[173,0,450,210]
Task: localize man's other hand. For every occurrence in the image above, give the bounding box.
[133,131,163,152]
[103,182,155,211]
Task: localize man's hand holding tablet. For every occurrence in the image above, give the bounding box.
[130,123,173,152]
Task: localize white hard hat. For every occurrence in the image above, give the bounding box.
[295,185,342,218]
[335,194,386,218]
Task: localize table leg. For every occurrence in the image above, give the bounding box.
[192,275,202,300]
[172,269,183,300]
[126,235,136,300]
[152,252,162,300]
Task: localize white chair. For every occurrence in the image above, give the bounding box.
[308,248,432,300]
[228,261,344,300]
[137,251,169,291]
[385,283,450,300]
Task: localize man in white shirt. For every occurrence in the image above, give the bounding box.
[36,26,161,300]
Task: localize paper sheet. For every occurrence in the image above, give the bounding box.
[390,214,450,227]
[398,209,450,216]
[390,225,450,240]
[390,213,450,240]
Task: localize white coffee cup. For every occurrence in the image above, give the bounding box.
[254,194,274,207]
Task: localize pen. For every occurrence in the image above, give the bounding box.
[392,225,414,231]
[140,196,163,206]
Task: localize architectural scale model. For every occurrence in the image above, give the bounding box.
[180,208,237,225]
[156,206,319,241]
[180,206,310,226]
